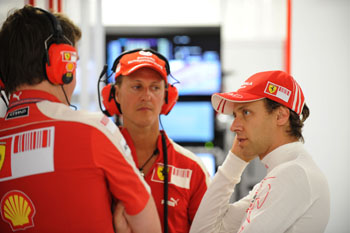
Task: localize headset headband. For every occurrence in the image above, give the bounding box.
[35,8,63,38]
[111,48,171,76]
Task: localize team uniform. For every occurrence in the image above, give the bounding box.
[0,90,150,233]
[190,142,330,233]
[121,128,211,233]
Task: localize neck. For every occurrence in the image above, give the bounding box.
[123,122,160,176]
[259,135,299,160]
[124,122,160,158]
[16,81,70,105]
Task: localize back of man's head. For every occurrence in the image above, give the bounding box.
[0,5,81,94]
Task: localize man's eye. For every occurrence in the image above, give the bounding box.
[152,86,161,91]
[243,110,250,115]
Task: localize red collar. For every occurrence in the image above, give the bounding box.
[8,89,62,109]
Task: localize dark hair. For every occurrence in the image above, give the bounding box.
[0,5,81,94]
[264,98,310,142]
[115,75,123,86]
[54,13,81,47]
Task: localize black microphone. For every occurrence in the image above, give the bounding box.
[99,64,108,80]
[0,90,9,108]
[97,64,110,116]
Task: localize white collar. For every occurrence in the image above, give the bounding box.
[261,141,304,172]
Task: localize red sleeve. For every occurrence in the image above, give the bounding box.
[91,130,150,215]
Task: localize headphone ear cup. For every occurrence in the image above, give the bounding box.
[0,78,4,89]
[102,83,121,116]
[161,84,178,115]
[46,43,77,85]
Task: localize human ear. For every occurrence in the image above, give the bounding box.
[276,106,290,126]
[114,85,121,104]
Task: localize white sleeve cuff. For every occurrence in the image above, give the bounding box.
[219,151,248,182]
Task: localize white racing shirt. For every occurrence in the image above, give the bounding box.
[190,142,330,233]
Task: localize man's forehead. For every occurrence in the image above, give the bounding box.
[130,67,163,76]
[231,99,265,111]
[126,71,164,82]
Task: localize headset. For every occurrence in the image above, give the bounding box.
[37,8,77,86]
[0,8,77,90]
[0,67,4,89]
[99,49,178,116]
[0,8,77,107]
[0,73,7,107]
[0,35,4,90]
[0,77,4,90]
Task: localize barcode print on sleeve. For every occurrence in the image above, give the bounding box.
[13,129,51,153]
[172,167,191,178]
[171,167,192,189]
[0,127,55,182]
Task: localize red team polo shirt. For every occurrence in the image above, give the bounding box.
[0,90,150,233]
[121,128,210,233]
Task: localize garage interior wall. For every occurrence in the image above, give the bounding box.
[0,0,349,232]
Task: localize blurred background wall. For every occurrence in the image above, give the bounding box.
[0,0,349,232]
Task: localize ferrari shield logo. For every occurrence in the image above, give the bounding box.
[157,166,165,181]
[156,166,170,181]
[64,52,71,60]
[0,145,5,171]
[268,84,277,94]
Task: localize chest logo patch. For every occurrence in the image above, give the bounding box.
[1,190,36,231]
[151,163,192,189]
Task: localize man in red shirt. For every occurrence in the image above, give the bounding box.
[0,6,161,233]
[101,49,210,232]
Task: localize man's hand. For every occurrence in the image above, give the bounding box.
[231,135,258,162]
[113,202,132,233]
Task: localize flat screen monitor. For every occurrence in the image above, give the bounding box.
[160,101,214,143]
[196,153,216,177]
[106,27,221,96]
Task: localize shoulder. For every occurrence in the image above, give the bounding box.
[168,139,210,179]
[39,101,116,133]
[275,148,326,182]
[37,101,128,152]
[269,153,328,199]
[169,140,201,164]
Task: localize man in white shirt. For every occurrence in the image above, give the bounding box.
[190,70,330,233]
